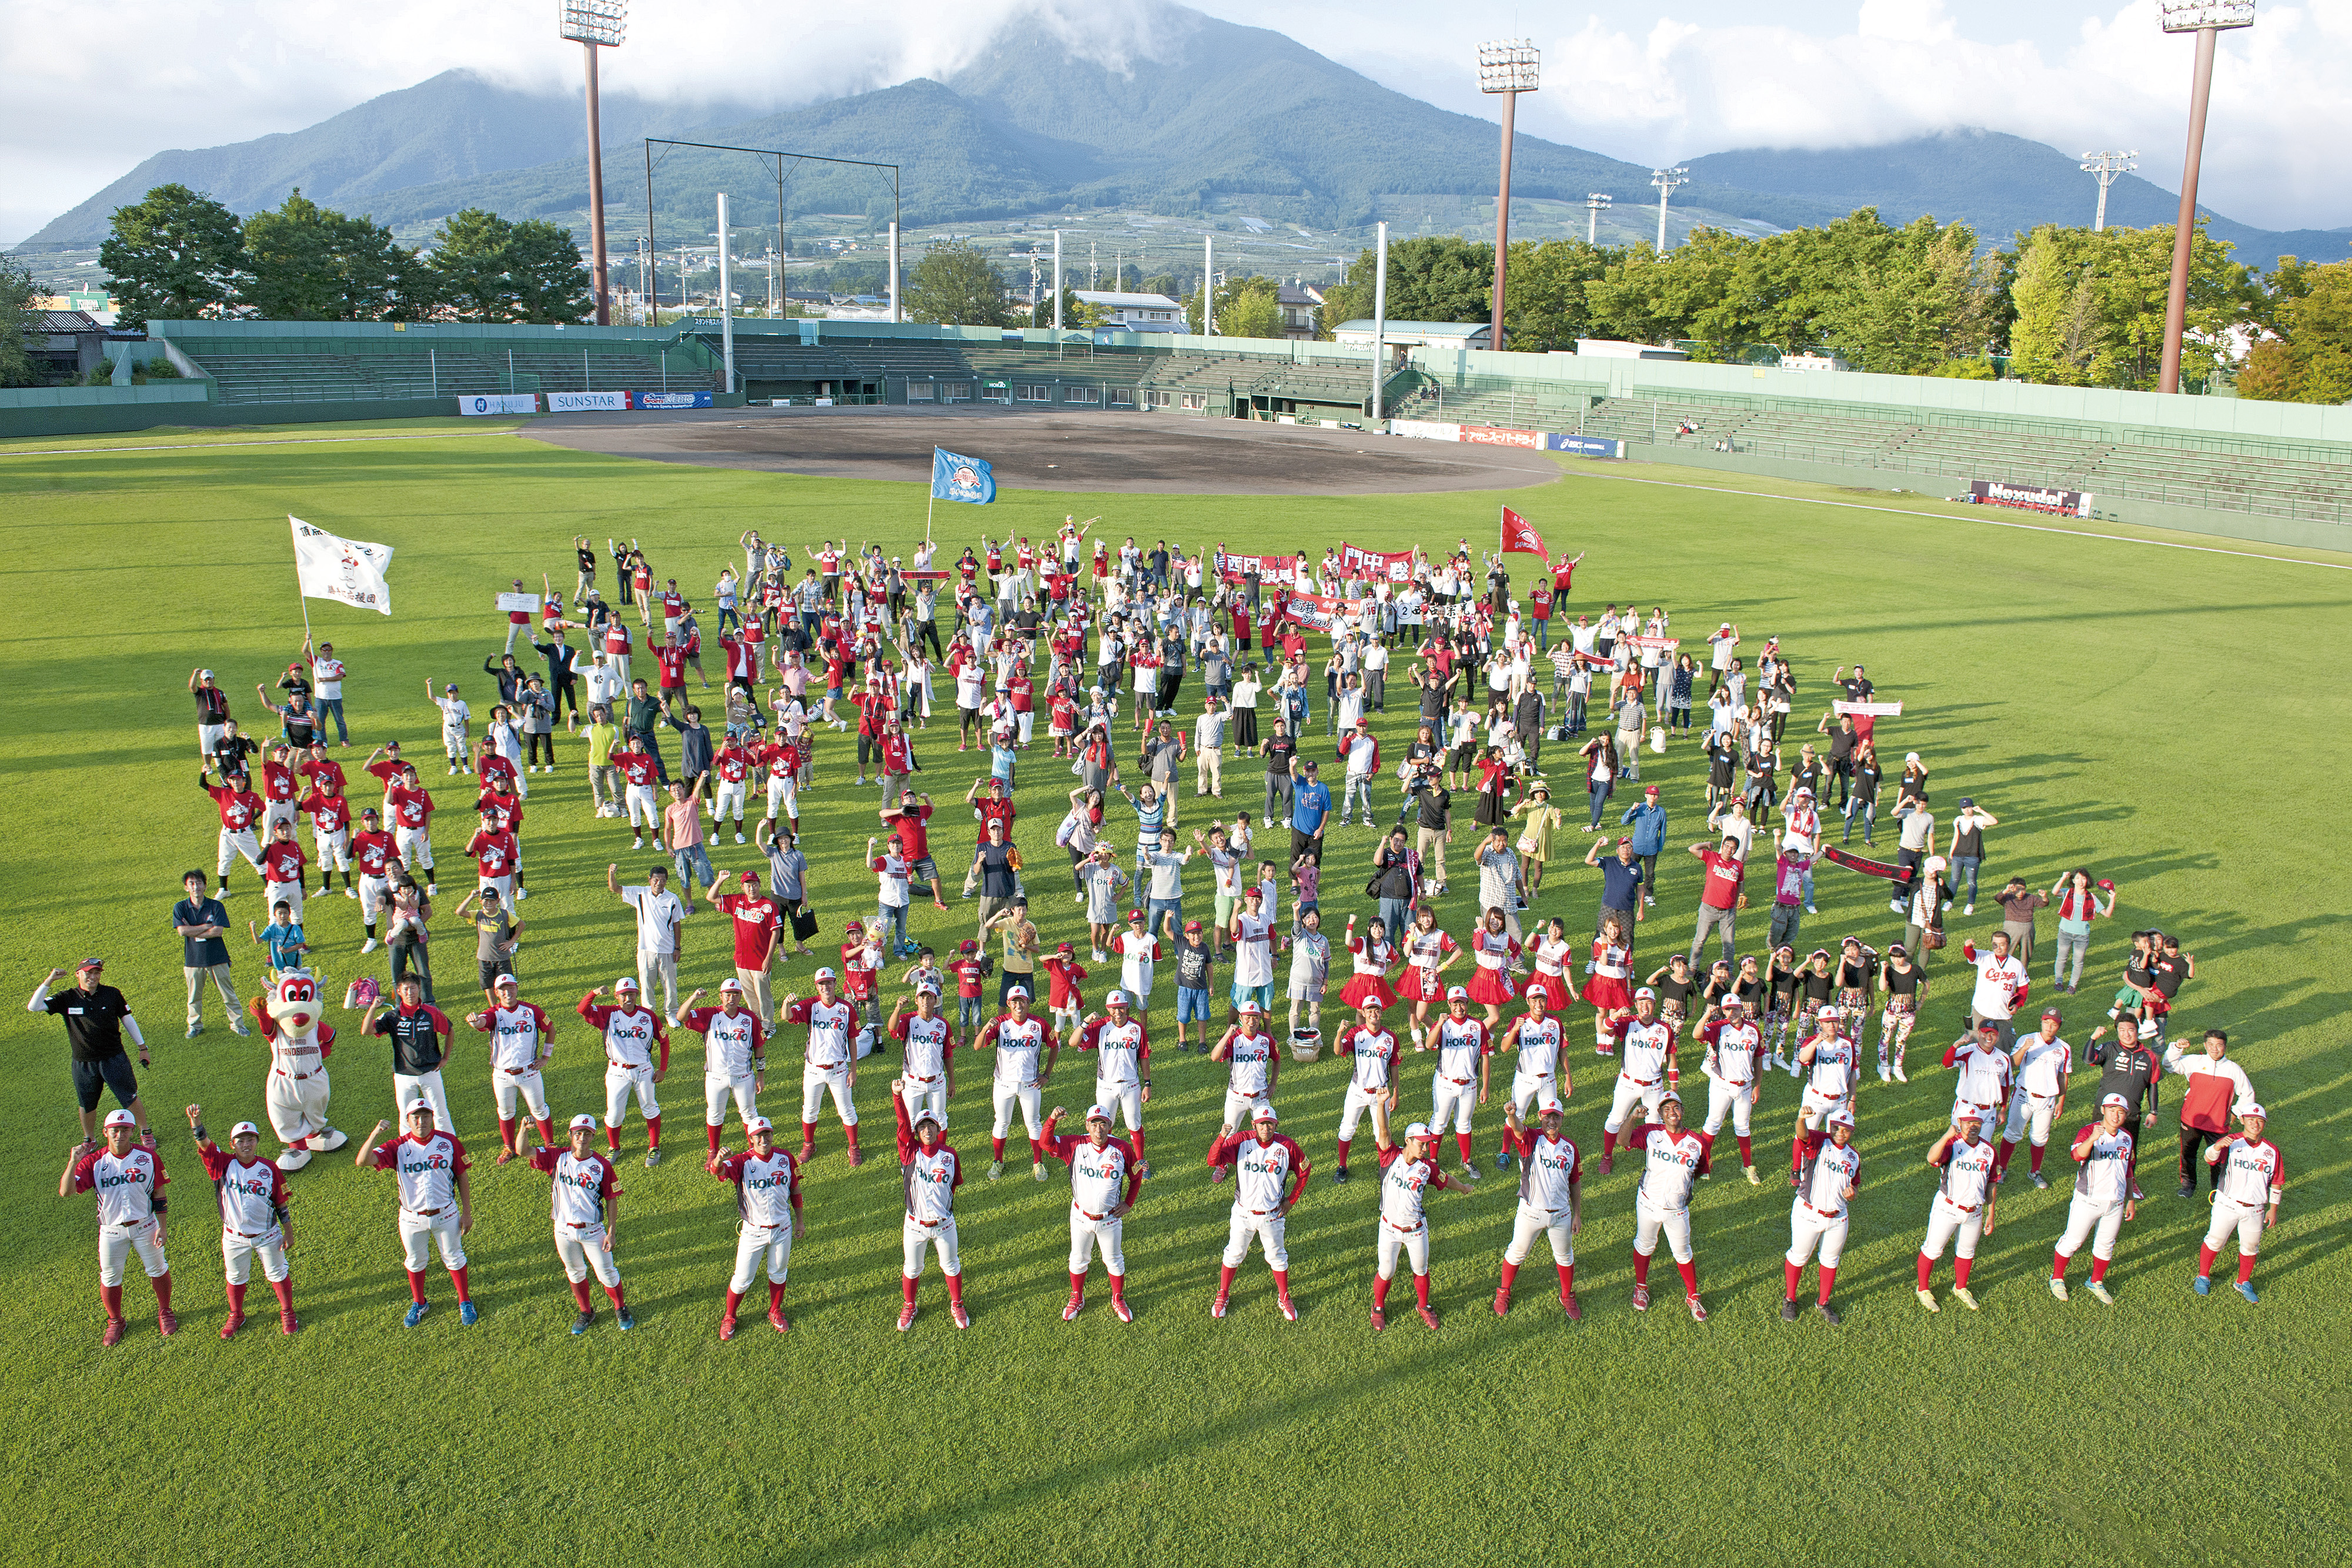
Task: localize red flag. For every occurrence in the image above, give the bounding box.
[1500,507,1548,561]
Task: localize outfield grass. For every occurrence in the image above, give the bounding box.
[5,424,2347,1567]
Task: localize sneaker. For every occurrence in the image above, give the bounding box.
[1211,1293,1230,1319]
[1892,1062,1908,1083]
[1599,1155,1613,1176]
[894,1304,916,1332]
[217,887,232,899]
[1816,1302,1843,1326]
[950,1302,971,1329]
[1063,1296,1084,1322]
[2234,1281,2260,1305]
[403,1300,429,1327]
[279,1309,300,1335]
[1805,905,1818,915]
[1369,1308,1387,1331]
[1332,1166,1349,1185]
[343,887,358,899]
[1561,1293,1582,1321]
[769,1306,791,1334]
[1111,1297,1134,1323]
[1688,1295,1708,1322]
[1033,1161,1047,1182]
[1492,1288,1512,1318]
[229,1020,252,1037]
[1964,904,1974,916]
[1916,1288,1939,1314]
[1744,1165,1760,1186]
[2194,1275,2211,1296]
[644,1147,662,1168]
[734,832,746,844]
[459,1300,479,1326]
[2086,1281,2113,1305]
[425,883,436,898]
[617,1308,636,1330]
[1458,1164,1481,1182]
[1415,1305,1439,1330]
[2049,1278,2069,1302]
[988,1160,1004,1181]
[1496,1149,1514,1172]
[1952,1286,1979,1311]
[1779,1299,1801,1323]
[796,1145,816,1167]
[102,1318,126,1347]
[572,1310,594,1336]
[1632,1284,1651,1313]
[1278,1295,1298,1321]
[1878,1067,1891,1084]
[186,1025,203,1039]
[219,1312,245,1340]
[2030,1172,2049,1189]
[2177,1182,2193,1199]
[847,1148,864,1168]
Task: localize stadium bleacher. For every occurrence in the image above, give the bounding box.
[181,339,723,405]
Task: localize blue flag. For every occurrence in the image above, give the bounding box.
[931,447,996,504]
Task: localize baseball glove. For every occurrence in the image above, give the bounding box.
[347,975,382,1008]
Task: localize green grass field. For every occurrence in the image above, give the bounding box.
[5,422,2347,1566]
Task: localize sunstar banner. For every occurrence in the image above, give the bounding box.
[931,447,997,504]
[290,516,395,616]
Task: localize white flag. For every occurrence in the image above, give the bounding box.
[290,515,395,617]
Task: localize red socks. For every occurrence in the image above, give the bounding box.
[1068,1271,1086,1300]
[1676,1260,1699,1298]
[101,1283,124,1319]
[1785,1261,1804,1300]
[1632,1252,1652,1287]
[270,1278,294,1310]
[1218,1265,1237,1294]
[1272,1269,1291,1301]
[801,1121,818,1150]
[604,1284,626,1310]
[646,1115,661,1150]
[900,1277,917,1306]
[1455,1133,1473,1164]
[2237,1253,2256,1285]
[450,1266,471,1303]
[2199,1243,2217,1278]
[726,1288,745,1318]
[1556,1263,1575,1298]
[1817,1266,1837,1306]
[769,1282,786,1312]
[1030,1139,1047,1164]
[2051,1252,2070,1281]
[2030,1144,2046,1175]
[1110,1273,1125,1303]
[1131,1129,1145,1160]
[944,1273,964,1306]
[1996,1137,2017,1175]
[1602,1129,1618,1161]
[571,1279,594,1312]
[499,1116,517,1152]
[1335,1139,1351,1166]
[406,1269,429,1304]
[227,1282,248,1315]
[1954,1256,1973,1288]
[2090,1257,2110,1285]
[606,1125,622,1152]
[845,1127,861,1157]
[534,1116,555,1146]
[1736,1135,1752,1166]
[1498,1261,1520,1292]
[706,1124,722,1156]
[1413,1273,1430,1308]
[992,1136,1007,1159]
[1916,1253,1933,1290]
[1373,1276,1392,1310]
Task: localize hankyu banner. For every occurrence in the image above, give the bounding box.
[495,591,541,613]
[636,390,714,410]
[1548,433,1626,459]
[546,389,630,413]
[1460,423,1544,449]
[290,516,395,617]
[1281,591,1345,631]
[457,393,539,416]
[1388,419,1460,443]
[1215,549,1301,586]
[1335,542,1414,581]
[1833,700,1905,717]
[1967,479,2093,517]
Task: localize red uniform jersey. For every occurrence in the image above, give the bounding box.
[299,790,352,834]
[351,830,400,877]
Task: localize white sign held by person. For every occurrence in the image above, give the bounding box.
[290,516,395,616]
[1833,700,1903,717]
[495,592,540,613]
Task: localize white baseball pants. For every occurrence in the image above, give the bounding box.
[315,828,350,873]
[704,1072,759,1129]
[1094,1078,1143,1132]
[1337,1082,1387,1143]
[556,1224,621,1288]
[394,1069,455,1135]
[220,1228,289,1286]
[1069,1210,1127,1274]
[604,1063,661,1126]
[766,776,797,820]
[1224,1206,1289,1269]
[1604,1074,1664,1135]
[2055,1195,2125,1262]
[399,1209,467,1272]
[360,874,392,924]
[2203,1196,2264,1259]
[217,828,262,877]
[1220,1087,1273,1132]
[1503,1205,1576,1266]
[624,784,659,828]
[393,825,432,872]
[477,873,513,907]
[98,1221,168,1285]
[263,877,305,924]
[714,780,747,822]
[903,1216,961,1278]
[494,1066,550,1124]
[1508,1070,1562,1117]
[2004,1091,2058,1148]
[1633,1195,1695,1264]
[994,1081,1044,1140]
[1431,1073,1478,1136]
[800,1065,857,1126]
[1786,1203,1851,1269]
[1376,1219,1431,1279]
[1702,1076,1755,1139]
[729,1222,791,1290]
[898,1075,947,1125]
[1919,1195,1985,1263]
[1799,1086,1848,1129]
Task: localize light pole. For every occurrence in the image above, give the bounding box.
[559,0,626,326]
[2079,151,2138,232]
[1650,167,1689,253]
[1478,41,1539,352]
[1585,193,1612,245]
[2158,0,2253,392]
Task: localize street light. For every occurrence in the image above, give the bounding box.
[1585,193,1612,246]
[560,0,626,327]
[1651,166,1689,253]
[2079,151,2138,232]
[1478,40,1539,351]
[2157,0,2253,392]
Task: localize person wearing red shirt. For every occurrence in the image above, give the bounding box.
[201,768,268,895]
[1686,834,1746,969]
[384,776,438,897]
[257,820,309,922]
[475,777,525,838]
[299,782,355,896]
[298,740,347,797]
[647,631,690,715]
[711,735,754,845]
[474,737,519,796]
[707,871,784,1025]
[466,821,522,908]
[947,940,989,1030]
[1007,672,1035,748]
[258,745,302,840]
[883,789,946,909]
[612,737,661,848]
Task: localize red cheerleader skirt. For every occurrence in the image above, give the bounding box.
[1466,967,1518,1007]
[1399,966,1446,1003]
[1338,971,1399,1010]
[1581,973,1633,1011]
[1529,971,1572,1011]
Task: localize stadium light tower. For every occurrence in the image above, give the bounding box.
[1585,192,1612,245]
[2157,0,2253,392]
[559,0,626,327]
[1478,40,1538,350]
[1651,166,1689,252]
[2079,151,2138,232]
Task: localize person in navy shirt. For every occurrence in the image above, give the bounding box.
[1288,759,1332,867]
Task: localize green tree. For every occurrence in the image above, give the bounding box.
[1500,239,1611,351]
[904,241,1010,327]
[98,183,247,330]
[1030,287,1104,329]
[2239,256,2352,403]
[240,189,422,321]
[427,210,592,324]
[0,252,39,387]
[2008,222,2252,390]
[506,220,594,325]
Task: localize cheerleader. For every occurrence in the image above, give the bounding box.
[1336,915,1401,1013]
[1876,941,1927,1083]
[1646,952,1700,1027]
[1398,906,1460,1048]
[1465,908,1522,1029]
[1831,937,1876,1050]
[1762,946,1801,1069]
[1527,918,1575,1013]
[1790,950,1836,1078]
[1579,912,1634,1054]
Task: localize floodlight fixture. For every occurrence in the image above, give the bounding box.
[560,0,626,46]
[1479,41,1538,349]
[1586,193,1612,245]
[1651,168,1689,253]
[2157,0,2251,390]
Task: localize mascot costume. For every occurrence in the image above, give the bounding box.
[251,969,346,1171]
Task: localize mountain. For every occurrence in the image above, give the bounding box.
[21,69,766,248]
[1684,129,2352,270]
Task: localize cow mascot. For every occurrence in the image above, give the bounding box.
[250,969,346,1171]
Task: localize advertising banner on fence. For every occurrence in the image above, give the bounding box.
[545,390,630,413]
[1335,542,1415,581]
[457,393,539,417]
[1967,479,2093,517]
[1214,549,1302,586]
[636,390,714,410]
[1548,433,1626,459]
[1388,419,1461,443]
[1460,424,1544,449]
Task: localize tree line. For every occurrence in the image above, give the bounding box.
[91,184,594,330]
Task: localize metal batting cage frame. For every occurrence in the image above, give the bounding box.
[642,139,901,315]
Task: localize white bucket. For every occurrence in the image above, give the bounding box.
[1649,725,1667,754]
[1289,1027,1322,1064]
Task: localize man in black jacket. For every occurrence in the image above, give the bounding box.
[534,630,582,722]
[2084,1015,2162,1201]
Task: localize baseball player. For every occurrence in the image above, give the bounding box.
[1599,988,1677,1175]
[1624,1091,1713,1320]
[1040,1104,1143,1322]
[1208,1002,1281,1165]
[888,985,957,1128]
[1783,1105,1862,1325]
[578,979,668,1166]
[891,1087,968,1330]
[352,806,404,950]
[1793,1007,1857,1136]
[1369,1100,1466,1330]
[1942,1022,2013,1144]
[1495,989,1571,1156]
[526,1114,634,1333]
[779,972,862,1165]
[2050,1092,2137,1304]
[1077,991,1152,1175]
[467,975,556,1163]
[355,1101,476,1327]
[1696,997,1765,1183]
[709,1114,801,1339]
[299,777,354,898]
[1493,1099,1584,1320]
[359,974,457,1133]
[1999,1008,2073,1187]
[673,980,767,1159]
[185,1103,298,1337]
[61,1109,175,1345]
[1916,1111,1998,1313]
[1207,1107,1308,1320]
[973,985,1057,1182]
[200,764,266,894]
[383,767,437,897]
[1329,998,1398,1184]
[2196,1105,2283,1305]
[1426,987,1492,1179]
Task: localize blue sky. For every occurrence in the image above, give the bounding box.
[5,0,2344,246]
